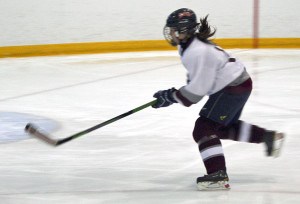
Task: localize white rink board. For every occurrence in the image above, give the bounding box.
[1,0,300,46]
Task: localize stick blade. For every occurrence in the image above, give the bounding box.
[25,123,57,146]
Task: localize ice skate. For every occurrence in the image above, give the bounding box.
[263,131,285,157]
[196,170,230,191]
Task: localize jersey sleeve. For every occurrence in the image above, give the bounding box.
[174,50,218,107]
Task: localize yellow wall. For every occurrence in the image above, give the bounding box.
[1,38,300,58]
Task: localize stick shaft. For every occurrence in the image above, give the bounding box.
[46,100,156,146]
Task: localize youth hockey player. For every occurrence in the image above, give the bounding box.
[152,8,285,190]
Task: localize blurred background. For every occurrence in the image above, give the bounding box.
[0,0,299,47]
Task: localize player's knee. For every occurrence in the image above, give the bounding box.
[193,117,207,143]
[193,117,220,143]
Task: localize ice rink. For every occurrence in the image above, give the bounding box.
[0,49,300,203]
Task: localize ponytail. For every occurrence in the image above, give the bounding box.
[196,15,216,43]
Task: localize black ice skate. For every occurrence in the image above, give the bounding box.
[263,131,285,157]
[196,170,230,191]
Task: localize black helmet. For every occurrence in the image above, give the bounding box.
[164,8,199,46]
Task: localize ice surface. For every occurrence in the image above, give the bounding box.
[0,49,299,203]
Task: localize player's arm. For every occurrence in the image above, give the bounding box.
[174,52,217,107]
[152,51,216,108]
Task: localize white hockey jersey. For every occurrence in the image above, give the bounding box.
[174,37,246,106]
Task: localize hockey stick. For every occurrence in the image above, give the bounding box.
[25,100,157,146]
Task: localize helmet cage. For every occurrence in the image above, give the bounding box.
[163,23,199,46]
[163,8,199,46]
[163,26,178,46]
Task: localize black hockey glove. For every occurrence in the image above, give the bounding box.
[152,88,178,108]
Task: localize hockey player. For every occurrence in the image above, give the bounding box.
[152,8,284,190]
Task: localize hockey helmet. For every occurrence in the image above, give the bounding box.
[163,8,199,46]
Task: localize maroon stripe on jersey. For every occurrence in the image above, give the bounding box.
[175,90,194,107]
[224,78,253,94]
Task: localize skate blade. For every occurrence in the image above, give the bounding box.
[197,181,230,191]
[272,133,285,158]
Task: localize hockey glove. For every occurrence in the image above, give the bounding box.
[152,88,178,108]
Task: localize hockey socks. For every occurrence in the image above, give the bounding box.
[198,135,226,174]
